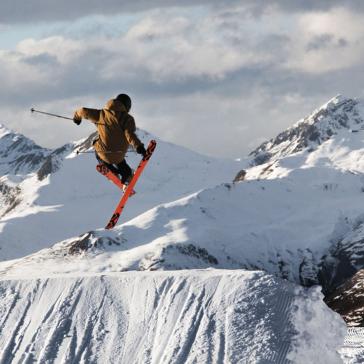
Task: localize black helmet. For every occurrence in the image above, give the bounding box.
[116,93,132,112]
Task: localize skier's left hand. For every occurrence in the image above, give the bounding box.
[136,144,147,157]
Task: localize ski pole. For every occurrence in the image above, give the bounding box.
[30,108,73,121]
[31,107,105,126]
[76,149,137,155]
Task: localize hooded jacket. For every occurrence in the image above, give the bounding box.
[74,99,142,164]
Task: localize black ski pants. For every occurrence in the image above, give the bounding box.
[95,152,132,184]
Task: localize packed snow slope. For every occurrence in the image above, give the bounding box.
[4,96,364,293]
[0,127,243,261]
[0,270,345,364]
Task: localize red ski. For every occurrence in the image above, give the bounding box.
[96,164,135,195]
[105,140,157,229]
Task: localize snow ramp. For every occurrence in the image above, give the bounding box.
[0,270,345,364]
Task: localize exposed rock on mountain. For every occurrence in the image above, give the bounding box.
[0,181,21,217]
[326,269,364,327]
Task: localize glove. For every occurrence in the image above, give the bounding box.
[73,112,82,125]
[136,144,147,157]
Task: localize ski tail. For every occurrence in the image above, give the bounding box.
[96,163,136,195]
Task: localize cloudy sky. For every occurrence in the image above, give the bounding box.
[0,1,363,158]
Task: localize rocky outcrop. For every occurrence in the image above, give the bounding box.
[325,270,364,326]
[37,144,71,180]
[0,181,21,217]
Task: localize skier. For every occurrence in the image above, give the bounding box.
[73,94,146,186]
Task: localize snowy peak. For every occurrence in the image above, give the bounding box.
[0,123,11,138]
[250,96,364,166]
[0,122,50,175]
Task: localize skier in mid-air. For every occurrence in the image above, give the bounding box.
[30,94,155,228]
[73,93,146,186]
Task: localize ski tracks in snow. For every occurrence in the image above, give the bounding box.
[341,328,364,363]
[0,271,345,364]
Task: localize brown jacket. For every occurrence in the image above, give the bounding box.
[75,99,142,164]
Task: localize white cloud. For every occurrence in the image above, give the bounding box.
[0,5,363,158]
[3,7,361,93]
[283,8,364,73]
[104,12,260,81]
[16,37,82,64]
[0,50,47,86]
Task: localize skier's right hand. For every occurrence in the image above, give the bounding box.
[136,144,147,157]
[73,113,82,125]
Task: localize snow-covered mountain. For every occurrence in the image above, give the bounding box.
[5,98,364,287]
[2,95,364,362]
[0,124,51,218]
[1,169,361,281]
[0,128,243,261]
[0,123,50,175]
[249,96,364,167]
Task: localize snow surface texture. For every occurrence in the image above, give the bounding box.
[0,270,345,364]
[0,127,243,261]
[341,328,364,363]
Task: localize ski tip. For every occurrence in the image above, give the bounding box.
[143,140,157,161]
